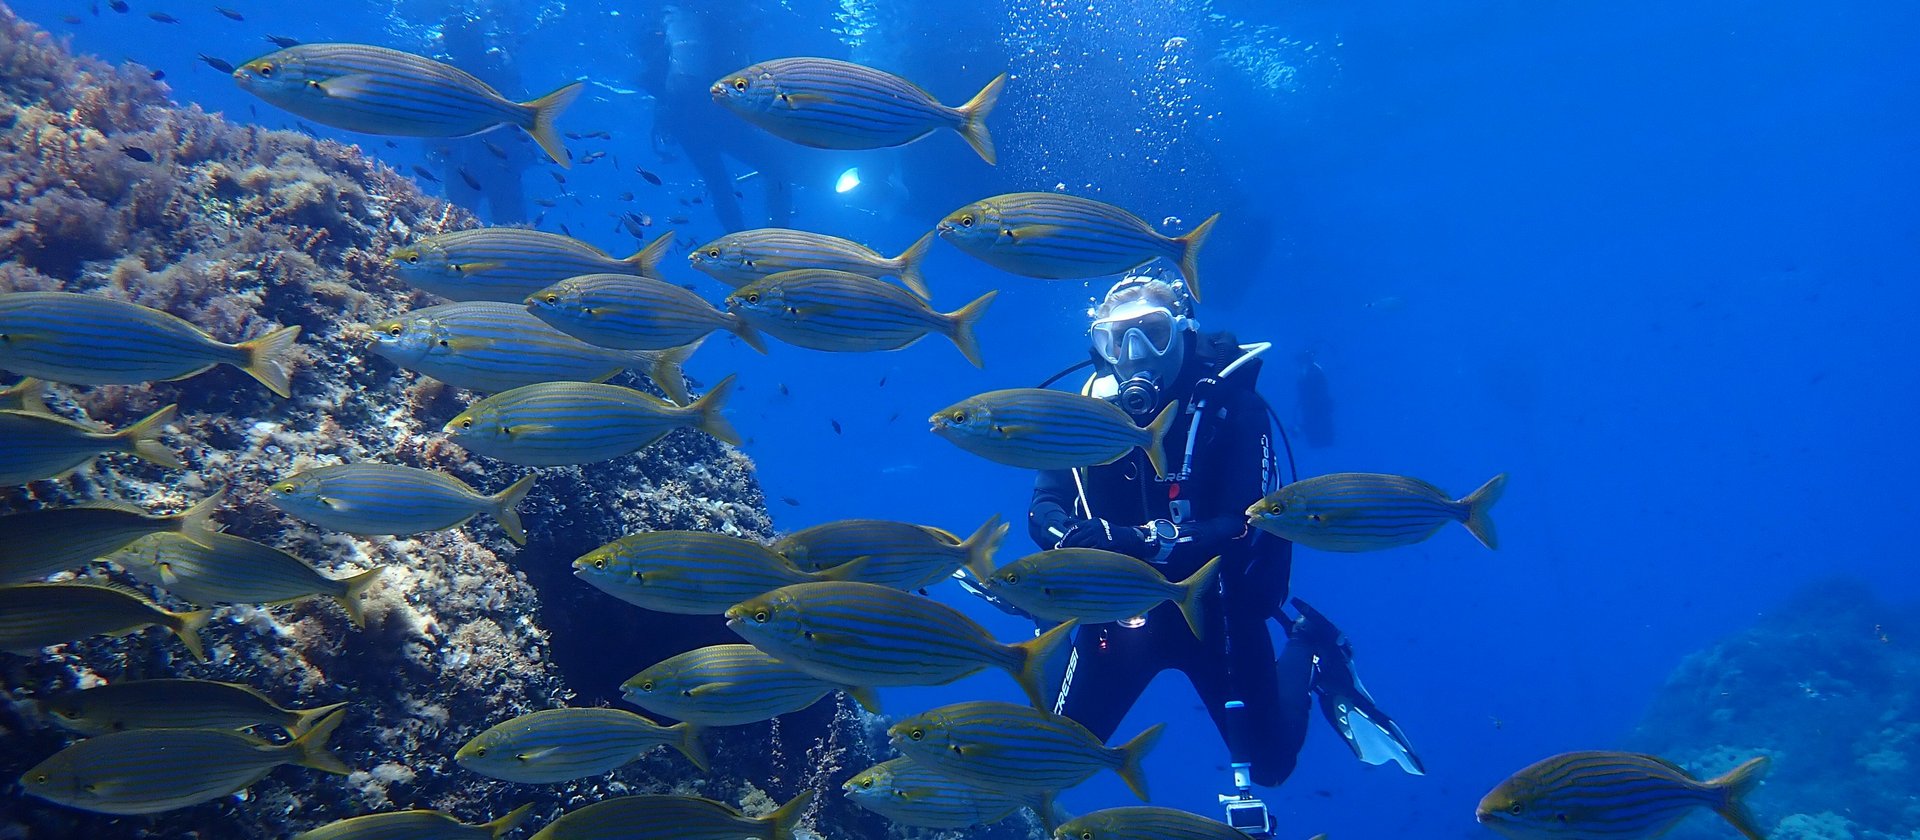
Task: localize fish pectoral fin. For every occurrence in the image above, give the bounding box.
[990,423,1033,438]
[157,561,179,586]
[316,73,380,98]
[441,337,493,352]
[899,786,940,802]
[514,746,560,762]
[778,92,832,109]
[685,681,738,697]
[1004,224,1065,243]
[317,495,351,511]
[452,261,505,275]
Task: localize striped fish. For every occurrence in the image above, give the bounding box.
[844,756,1044,829]
[233,44,583,166]
[0,404,184,485]
[689,228,936,298]
[0,291,300,395]
[19,708,349,815]
[526,273,766,353]
[573,531,854,615]
[621,644,879,727]
[1477,751,1770,840]
[938,193,1221,302]
[725,270,994,368]
[108,532,383,627]
[1246,472,1508,552]
[454,707,706,783]
[528,792,813,840]
[367,301,695,403]
[0,581,209,660]
[712,57,1005,163]
[0,490,220,584]
[1052,806,1255,839]
[724,581,1075,709]
[929,388,1176,476]
[267,462,536,545]
[889,700,1163,799]
[42,678,346,737]
[293,804,533,840]
[445,376,738,467]
[0,377,48,413]
[979,551,1221,639]
[393,229,674,302]
[774,515,1006,591]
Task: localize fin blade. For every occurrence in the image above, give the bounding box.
[943,290,997,369]
[954,73,1006,164]
[1459,473,1508,550]
[1173,212,1220,303]
[522,81,585,168]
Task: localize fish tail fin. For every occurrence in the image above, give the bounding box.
[1142,399,1178,478]
[891,231,936,299]
[690,373,741,446]
[765,789,815,840]
[490,474,538,546]
[119,404,185,469]
[668,721,711,772]
[944,289,998,368]
[1460,472,1508,550]
[646,337,702,405]
[8,378,49,414]
[335,566,385,628]
[1173,212,1220,303]
[168,607,211,661]
[483,803,535,839]
[623,232,677,277]
[955,72,1007,164]
[1012,619,1077,710]
[1113,721,1165,801]
[1174,555,1222,640]
[522,80,585,168]
[728,314,769,354]
[960,514,1008,582]
[288,707,353,775]
[236,324,301,398]
[288,701,350,737]
[1710,756,1772,840]
[843,684,882,714]
[175,486,225,542]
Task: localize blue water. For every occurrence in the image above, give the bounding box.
[13,0,1917,836]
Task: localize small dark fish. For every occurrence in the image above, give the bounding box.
[887,412,899,423]
[533,212,547,227]
[384,140,399,148]
[583,130,611,140]
[781,497,800,507]
[150,70,166,80]
[778,384,789,396]
[149,12,179,23]
[877,375,887,387]
[293,121,319,137]
[215,7,243,21]
[667,215,689,225]
[565,132,585,140]
[734,191,744,198]
[677,197,691,207]
[619,216,645,238]
[534,198,557,208]
[482,140,508,160]
[411,166,440,183]
[62,14,83,24]
[831,420,842,435]
[197,54,234,74]
[458,169,483,191]
[618,192,634,202]
[109,0,129,12]
[637,169,662,186]
[689,196,704,205]
[550,171,566,184]
[265,35,299,48]
[560,224,573,237]
[580,151,606,164]
[120,146,154,162]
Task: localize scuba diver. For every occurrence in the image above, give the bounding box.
[967,270,1422,835]
[428,7,534,224]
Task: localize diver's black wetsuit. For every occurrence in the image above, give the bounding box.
[1030,335,1315,787]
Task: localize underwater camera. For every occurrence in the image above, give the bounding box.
[1219,699,1275,837]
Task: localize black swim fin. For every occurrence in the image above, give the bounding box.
[1289,598,1426,775]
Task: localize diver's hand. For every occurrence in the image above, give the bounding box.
[1057,518,1154,559]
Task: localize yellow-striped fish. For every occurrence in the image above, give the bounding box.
[1477,752,1770,840]
[0,490,220,584]
[293,804,533,840]
[0,291,299,396]
[0,404,184,485]
[774,515,1006,591]
[890,700,1163,800]
[368,301,694,402]
[19,708,350,815]
[526,273,766,353]
[978,551,1221,639]
[573,531,856,615]
[267,463,535,545]
[455,707,707,783]
[689,229,935,298]
[938,193,1220,301]
[234,44,583,166]
[1053,806,1254,839]
[393,229,674,302]
[930,389,1176,476]
[528,792,812,840]
[844,756,1045,829]
[444,376,738,466]
[725,270,994,368]
[725,581,1075,709]
[41,678,346,737]
[713,57,1005,163]
[1246,472,1507,552]
[109,532,383,627]
[621,644,879,727]
[0,581,209,660]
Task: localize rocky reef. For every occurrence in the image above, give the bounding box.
[1629,579,1919,840]
[0,6,1042,838]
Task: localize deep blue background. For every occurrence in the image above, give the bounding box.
[14,0,1918,836]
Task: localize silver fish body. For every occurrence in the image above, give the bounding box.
[41,678,345,737]
[527,792,812,840]
[929,388,1175,476]
[844,756,1041,829]
[1246,472,1507,552]
[1052,806,1256,839]
[0,491,220,584]
[621,644,876,727]
[368,301,687,397]
[773,516,1005,590]
[688,228,934,298]
[712,57,1004,163]
[444,376,737,466]
[292,804,533,840]
[889,700,1163,799]
[1477,751,1771,840]
[266,462,535,545]
[938,193,1220,301]
[0,292,299,395]
[573,531,839,615]
[0,581,208,660]
[393,228,672,302]
[725,269,994,367]
[0,405,184,485]
[455,707,706,783]
[109,532,383,626]
[980,551,1220,639]
[526,273,764,353]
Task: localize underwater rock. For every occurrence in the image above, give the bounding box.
[0,6,1043,837]
[1629,579,1919,840]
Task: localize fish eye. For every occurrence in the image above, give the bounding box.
[542,293,559,304]
[1509,803,1524,815]
[950,411,966,423]
[31,773,47,784]
[706,249,721,258]
[745,293,760,304]
[1001,572,1018,584]
[959,214,974,227]
[459,419,473,429]
[860,779,872,788]
[592,558,607,570]
[638,681,653,692]
[473,747,487,757]
[752,610,769,623]
[405,255,419,264]
[386,325,402,336]
[731,77,748,91]
[271,482,295,493]
[257,63,274,77]
[908,728,925,741]
[1081,833,1095,840]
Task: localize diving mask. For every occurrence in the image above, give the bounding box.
[1091,299,1186,365]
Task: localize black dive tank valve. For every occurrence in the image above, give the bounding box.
[1218,699,1273,838]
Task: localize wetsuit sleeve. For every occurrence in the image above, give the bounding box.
[1167,388,1271,567]
[1029,468,1081,550]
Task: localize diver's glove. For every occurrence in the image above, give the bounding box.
[1056,517,1154,559]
